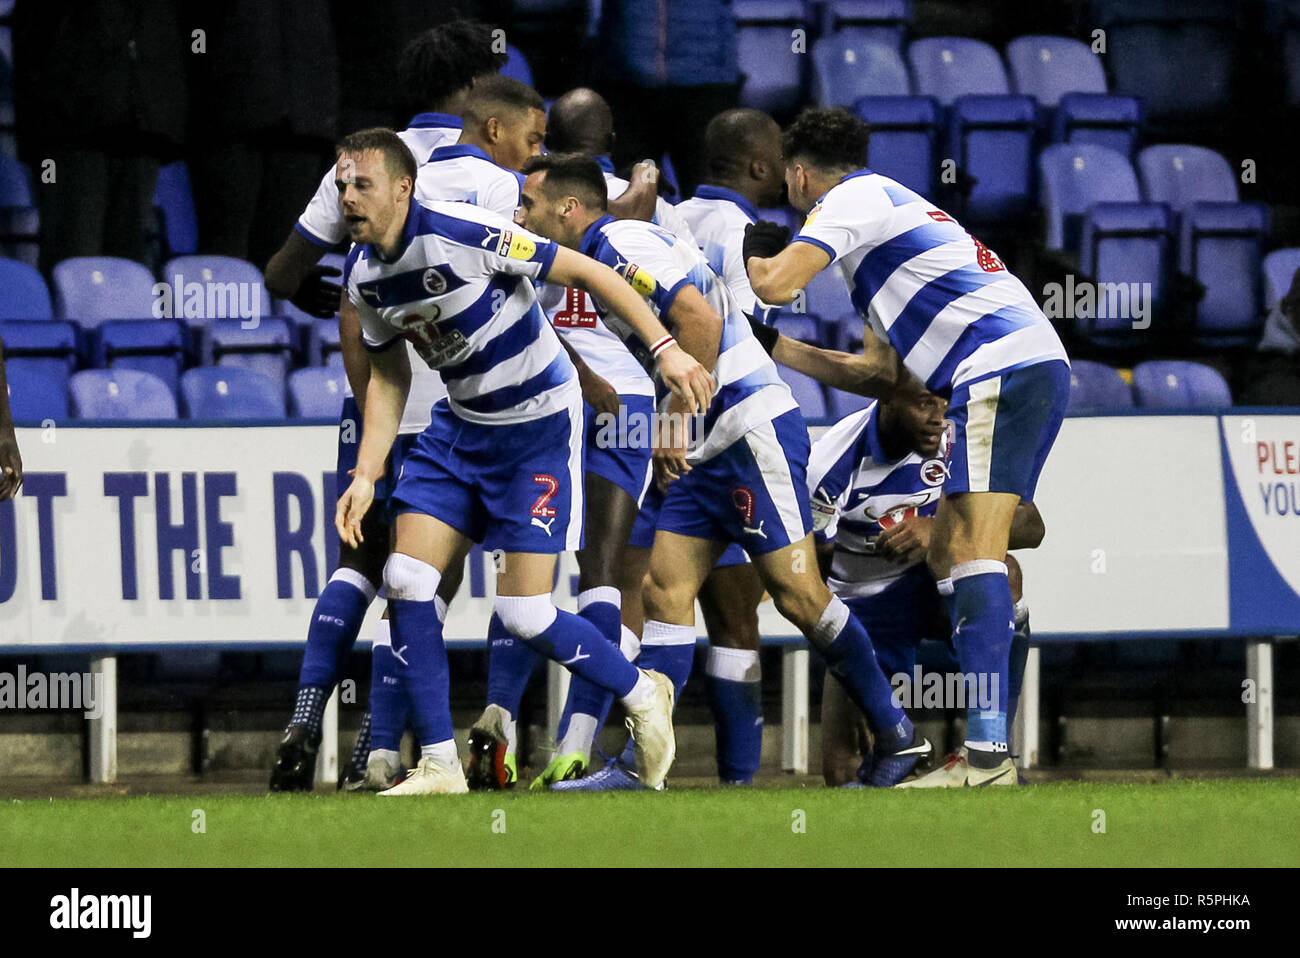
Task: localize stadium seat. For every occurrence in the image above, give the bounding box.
[314,318,343,367]
[756,205,802,236]
[69,368,178,420]
[828,387,873,418]
[1038,144,1143,253]
[1131,360,1232,409]
[0,257,53,318]
[1091,0,1238,124]
[819,0,911,49]
[93,319,188,396]
[1005,35,1107,107]
[778,366,827,418]
[811,35,909,106]
[773,312,822,344]
[207,317,296,392]
[501,44,534,86]
[798,268,854,328]
[852,95,942,197]
[152,162,199,258]
[52,256,158,325]
[907,37,1009,106]
[180,366,286,420]
[735,0,808,116]
[1136,144,1238,213]
[5,365,68,421]
[161,255,270,330]
[1066,359,1134,413]
[0,154,37,265]
[948,94,1037,223]
[1077,201,1173,347]
[1263,248,1300,310]
[288,367,347,418]
[0,319,80,398]
[1181,202,1268,349]
[1052,93,1143,157]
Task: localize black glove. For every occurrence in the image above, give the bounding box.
[746,312,779,356]
[290,264,343,318]
[742,220,791,264]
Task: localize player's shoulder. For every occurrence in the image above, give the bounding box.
[814,402,878,459]
[413,197,517,241]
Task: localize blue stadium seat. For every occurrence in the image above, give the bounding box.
[820,0,911,49]
[180,366,286,420]
[1091,0,1238,123]
[948,94,1037,223]
[756,205,802,236]
[778,366,827,418]
[1066,359,1134,414]
[828,388,873,418]
[1263,248,1300,310]
[1077,202,1173,347]
[501,44,534,86]
[93,319,188,396]
[798,269,854,326]
[1136,144,1238,214]
[907,37,1009,106]
[69,369,178,420]
[1038,144,1142,253]
[1052,93,1143,158]
[735,0,808,116]
[1005,35,1107,106]
[1131,360,1232,409]
[852,95,942,196]
[0,154,37,265]
[773,313,821,344]
[811,35,909,106]
[152,162,199,258]
[0,319,79,398]
[0,258,53,319]
[207,317,296,392]
[161,255,270,330]
[52,256,158,325]
[5,365,67,421]
[288,367,347,418]
[314,318,343,367]
[1181,202,1268,349]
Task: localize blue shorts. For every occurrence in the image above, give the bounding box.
[943,360,1070,500]
[656,408,813,558]
[629,484,748,565]
[336,396,417,507]
[842,566,957,678]
[391,398,584,554]
[584,394,654,504]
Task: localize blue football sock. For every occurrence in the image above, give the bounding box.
[1007,600,1031,747]
[556,589,622,757]
[496,596,640,698]
[950,560,1014,760]
[813,596,912,750]
[293,569,376,723]
[348,710,372,770]
[706,646,762,784]
[487,612,538,720]
[368,618,408,753]
[638,620,697,700]
[386,555,453,747]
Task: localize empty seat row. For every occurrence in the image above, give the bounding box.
[1068,359,1233,413]
[6,366,347,422]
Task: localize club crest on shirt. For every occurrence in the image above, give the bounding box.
[920,458,949,487]
[421,267,447,296]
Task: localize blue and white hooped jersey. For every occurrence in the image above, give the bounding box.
[807,402,947,598]
[346,197,578,426]
[794,171,1068,396]
[415,143,523,220]
[297,113,463,248]
[578,214,797,462]
[595,156,699,249]
[677,185,772,321]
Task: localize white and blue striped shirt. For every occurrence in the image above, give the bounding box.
[795,171,1068,395]
[579,214,797,462]
[807,402,947,597]
[346,198,577,426]
[415,143,523,220]
[677,185,771,320]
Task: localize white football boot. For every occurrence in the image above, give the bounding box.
[378,756,469,796]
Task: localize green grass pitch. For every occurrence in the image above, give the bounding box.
[2,778,1296,867]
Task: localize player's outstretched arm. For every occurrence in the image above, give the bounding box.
[265,230,340,318]
[335,342,410,548]
[754,315,908,400]
[1008,502,1046,549]
[606,160,659,222]
[546,246,715,413]
[746,230,831,306]
[0,334,23,500]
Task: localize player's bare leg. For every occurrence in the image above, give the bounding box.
[820,673,870,787]
[700,563,766,784]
